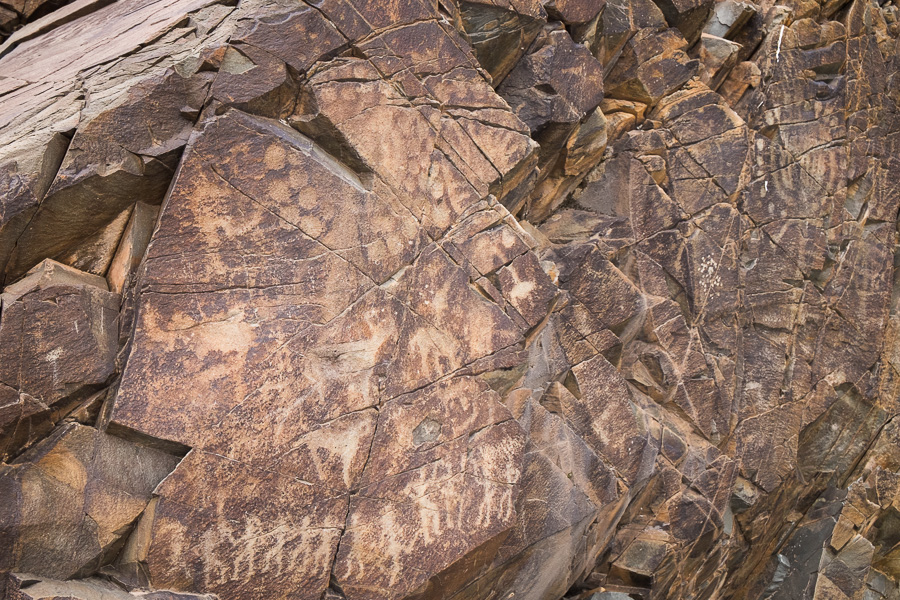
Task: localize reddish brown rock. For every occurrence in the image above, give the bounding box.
[1,67,212,283]
[703,0,757,39]
[650,0,714,44]
[542,0,604,25]
[0,423,180,579]
[107,202,159,294]
[449,0,546,84]
[0,260,118,461]
[604,28,699,106]
[4,573,218,599]
[719,60,761,104]
[105,106,539,599]
[293,28,538,220]
[585,0,666,68]
[1,0,900,599]
[527,104,610,222]
[498,24,604,172]
[697,33,741,90]
[333,378,525,599]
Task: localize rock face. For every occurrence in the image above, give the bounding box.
[0,0,899,598]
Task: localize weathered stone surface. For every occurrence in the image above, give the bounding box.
[1,0,900,598]
[697,33,741,90]
[604,27,699,106]
[54,205,133,277]
[450,0,546,85]
[1,68,210,284]
[703,0,757,39]
[719,59,761,105]
[0,0,73,42]
[104,106,535,599]
[526,103,609,222]
[497,24,604,217]
[107,202,159,294]
[0,260,118,461]
[650,0,714,44]
[0,423,180,579]
[584,0,666,68]
[4,573,217,599]
[542,0,604,25]
[499,25,604,146]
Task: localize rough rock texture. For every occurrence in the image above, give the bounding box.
[1,0,900,598]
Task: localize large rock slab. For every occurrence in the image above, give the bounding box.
[108,108,538,599]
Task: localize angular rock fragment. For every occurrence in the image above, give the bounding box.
[54,205,133,277]
[1,68,212,284]
[527,106,609,222]
[209,43,300,119]
[107,202,159,294]
[604,28,699,106]
[719,60,761,104]
[4,574,218,600]
[293,23,539,217]
[450,0,546,84]
[0,259,118,461]
[542,0,604,25]
[499,24,604,171]
[697,33,741,90]
[497,24,604,218]
[703,0,757,39]
[0,423,181,579]
[650,0,714,44]
[0,131,71,281]
[586,0,666,68]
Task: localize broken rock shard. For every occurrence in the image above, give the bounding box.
[0,0,899,599]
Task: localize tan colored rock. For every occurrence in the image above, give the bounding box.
[719,60,761,104]
[527,105,609,222]
[542,0,604,24]
[499,24,604,173]
[333,377,525,599]
[55,204,133,276]
[4,573,218,599]
[600,98,648,120]
[697,33,742,90]
[586,0,666,67]
[703,0,757,39]
[107,106,543,599]
[107,202,159,294]
[293,24,538,220]
[2,257,108,301]
[0,423,180,579]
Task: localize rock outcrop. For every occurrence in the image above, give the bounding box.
[1,0,899,598]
